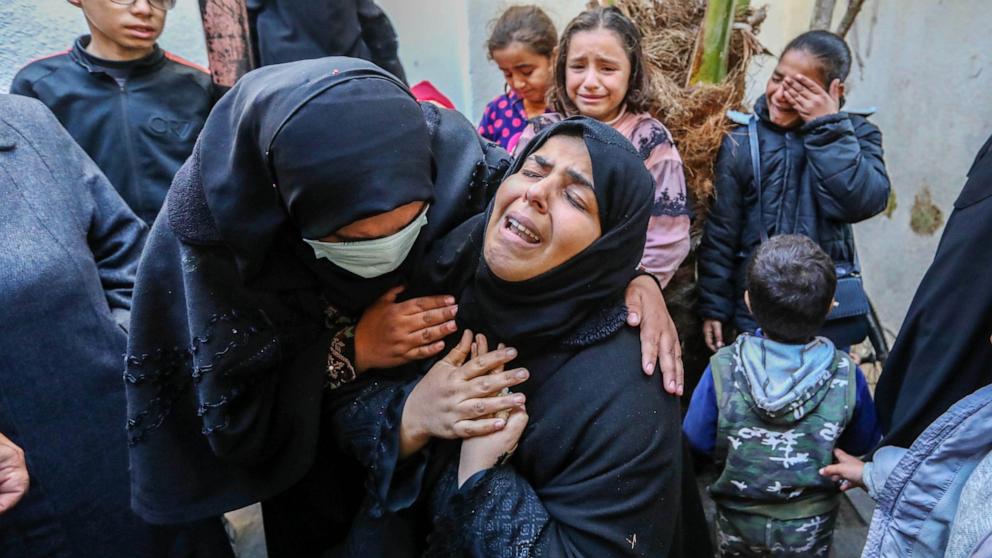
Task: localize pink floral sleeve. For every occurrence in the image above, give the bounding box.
[628,118,691,287]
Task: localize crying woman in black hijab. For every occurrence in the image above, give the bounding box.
[388,118,684,557]
[123,58,677,552]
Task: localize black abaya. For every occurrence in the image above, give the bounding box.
[412,118,685,557]
[874,132,992,448]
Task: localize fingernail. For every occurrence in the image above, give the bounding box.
[494,419,506,429]
[645,361,655,373]
[515,369,528,379]
[629,312,639,323]
[512,394,525,404]
[451,304,459,314]
[669,380,676,389]
[445,296,455,305]
[506,348,517,358]
[678,385,685,396]
[447,321,458,331]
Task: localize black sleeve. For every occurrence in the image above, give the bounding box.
[697,132,747,322]
[803,113,891,222]
[40,99,147,316]
[79,135,148,315]
[428,347,683,557]
[325,368,430,516]
[356,0,407,83]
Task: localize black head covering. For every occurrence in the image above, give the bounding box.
[414,117,654,352]
[197,57,433,285]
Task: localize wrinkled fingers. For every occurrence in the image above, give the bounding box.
[457,393,526,421]
[459,346,518,380]
[452,418,509,438]
[469,367,529,397]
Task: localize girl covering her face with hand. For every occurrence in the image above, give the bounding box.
[697,30,891,353]
[478,5,556,152]
[514,6,691,289]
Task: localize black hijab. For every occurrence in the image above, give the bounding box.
[414,117,654,353]
[195,56,433,310]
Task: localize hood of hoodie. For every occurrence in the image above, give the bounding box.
[733,333,839,424]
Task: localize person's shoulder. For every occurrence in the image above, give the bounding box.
[553,328,680,441]
[160,51,213,91]
[11,50,74,90]
[845,110,882,137]
[627,113,675,160]
[0,94,60,129]
[560,328,672,405]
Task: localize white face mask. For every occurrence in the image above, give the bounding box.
[303,205,429,278]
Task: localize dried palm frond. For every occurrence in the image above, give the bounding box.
[594,0,769,220]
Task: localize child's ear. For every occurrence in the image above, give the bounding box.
[830,79,846,102]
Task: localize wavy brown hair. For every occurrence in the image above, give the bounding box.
[549,6,655,116]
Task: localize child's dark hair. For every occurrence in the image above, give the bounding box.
[746,235,837,344]
[782,30,852,86]
[487,6,558,59]
[549,6,654,116]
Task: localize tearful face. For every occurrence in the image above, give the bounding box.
[483,134,601,282]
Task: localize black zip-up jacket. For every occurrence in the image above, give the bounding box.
[10,36,213,224]
[697,96,890,331]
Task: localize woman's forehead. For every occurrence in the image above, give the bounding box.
[531,134,590,162]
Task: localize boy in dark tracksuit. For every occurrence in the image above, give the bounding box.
[11,0,213,225]
[684,235,881,557]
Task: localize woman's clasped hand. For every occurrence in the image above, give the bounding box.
[399,330,528,457]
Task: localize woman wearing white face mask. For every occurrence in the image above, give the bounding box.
[122,58,520,553]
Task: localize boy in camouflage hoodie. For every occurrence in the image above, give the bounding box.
[684,235,881,557]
